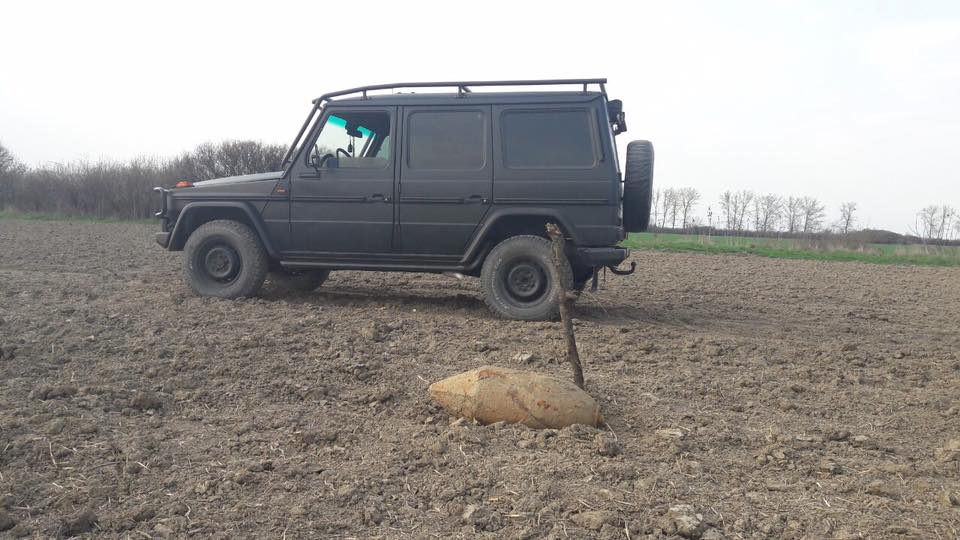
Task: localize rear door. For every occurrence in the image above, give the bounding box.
[492,102,617,246]
[398,105,492,255]
[288,107,396,255]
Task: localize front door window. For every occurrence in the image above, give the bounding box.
[310,111,391,169]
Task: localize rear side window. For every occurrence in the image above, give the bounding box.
[501,109,598,168]
[407,110,486,170]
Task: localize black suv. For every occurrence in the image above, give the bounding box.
[154,79,654,320]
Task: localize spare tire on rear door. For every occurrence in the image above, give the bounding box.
[622,140,655,232]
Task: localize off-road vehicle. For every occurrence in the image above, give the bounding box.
[154,78,654,320]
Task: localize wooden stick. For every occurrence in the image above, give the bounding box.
[545,223,584,389]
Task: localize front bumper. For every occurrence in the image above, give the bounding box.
[575,247,630,267]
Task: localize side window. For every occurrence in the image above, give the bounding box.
[311,110,391,169]
[501,109,598,169]
[407,110,485,170]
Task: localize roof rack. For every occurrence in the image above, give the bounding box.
[312,78,607,104]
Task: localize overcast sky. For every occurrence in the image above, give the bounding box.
[1,0,958,232]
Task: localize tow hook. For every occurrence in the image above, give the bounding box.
[607,261,636,276]
[587,261,636,292]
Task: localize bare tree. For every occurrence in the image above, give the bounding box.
[917,205,957,241]
[752,197,763,232]
[717,190,754,232]
[719,191,735,230]
[651,189,662,229]
[2,140,284,219]
[0,142,17,174]
[753,194,783,232]
[660,188,680,228]
[732,190,754,231]
[677,187,700,228]
[838,202,858,235]
[938,205,956,241]
[784,196,802,234]
[800,196,826,233]
[0,142,26,209]
[170,140,285,180]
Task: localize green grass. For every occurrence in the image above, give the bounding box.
[0,210,153,224]
[622,232,960,267]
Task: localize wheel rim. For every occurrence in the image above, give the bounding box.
[202,244,241,282]
[503,259,548,304]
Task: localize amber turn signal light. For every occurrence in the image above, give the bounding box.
[175,181,193,188]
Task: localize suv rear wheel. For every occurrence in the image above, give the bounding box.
[183,220,268,298]
[480,235,573,320]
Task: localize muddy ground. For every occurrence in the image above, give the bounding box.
[0,219,958,539]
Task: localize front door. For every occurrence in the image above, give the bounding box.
[398,105,492,255]
[289,107,396,255]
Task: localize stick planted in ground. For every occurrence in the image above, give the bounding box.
[545,223,584,389]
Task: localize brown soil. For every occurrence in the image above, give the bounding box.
[1,219,959,538]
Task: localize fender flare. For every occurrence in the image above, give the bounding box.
[461,208,581,269]
[168,201,279,258]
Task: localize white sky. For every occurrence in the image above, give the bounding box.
[1,0,958,232]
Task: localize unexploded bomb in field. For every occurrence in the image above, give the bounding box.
[428,365,602,429]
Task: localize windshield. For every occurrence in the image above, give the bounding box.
[281,104,321,169]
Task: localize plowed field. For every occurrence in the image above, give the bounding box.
[1,219,958,538]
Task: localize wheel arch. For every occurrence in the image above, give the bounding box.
[462,209,580,272]
[168,202,278,258]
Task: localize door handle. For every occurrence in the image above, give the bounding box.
[367,193,391,203]
[465,194,486,204]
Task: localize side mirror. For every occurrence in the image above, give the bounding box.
[608,99,627,135]
[309,152,337,171]
[613,111,627,135]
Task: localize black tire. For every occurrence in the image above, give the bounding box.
[480,235,573,321]
[183,220,268,298]
[269,269,331,292]
[623,140,655,232]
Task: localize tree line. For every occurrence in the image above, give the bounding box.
[2,140,958,242]
[652,187,960,243]
[0,140,285,220]
[652,188,844,234]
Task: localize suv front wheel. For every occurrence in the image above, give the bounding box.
[480,235,573,320]
[183,219,268,298]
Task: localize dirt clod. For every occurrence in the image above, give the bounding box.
[0,344,16,360]
[594,433,622,456]
[571,510,616,530]
[31,385,78,400]
[0,510,15,532]
[512,352,535,363]
[45,418,66,435]
[865,480,899,499]
[819,459,841,475]
[129,391,163,411]
[461,504,502,531]
[60,509,97,537]
[935,439,960,462]
[661,504,706,539]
